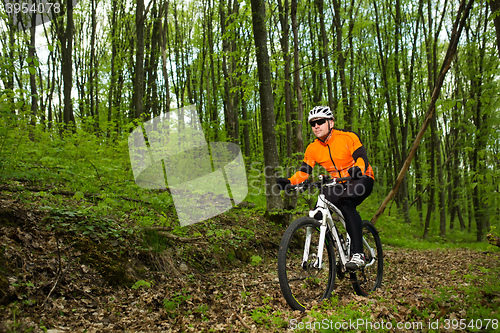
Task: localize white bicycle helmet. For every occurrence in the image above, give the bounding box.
[308,106,334,122]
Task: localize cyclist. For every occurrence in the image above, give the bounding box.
[277,106,374,270]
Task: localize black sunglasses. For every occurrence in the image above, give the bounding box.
[310,119,327,127]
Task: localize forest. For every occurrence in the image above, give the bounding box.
[1,0,499,331]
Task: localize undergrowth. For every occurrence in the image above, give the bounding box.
[1,123,498,269]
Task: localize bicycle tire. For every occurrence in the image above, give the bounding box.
[277,217,336,311]
[351,220,383,296]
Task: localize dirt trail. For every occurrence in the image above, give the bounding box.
[1,193,499,332]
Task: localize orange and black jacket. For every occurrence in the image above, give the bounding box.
[289,129,374,185]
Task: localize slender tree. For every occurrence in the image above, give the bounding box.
[315,0,334,111]
[250,0,283,214]
[278,0,292,158]
[134,0,146,119]
[58,0,76,129]
[331,0,349,127]
[28,6,38,141]
[291,0,303,155]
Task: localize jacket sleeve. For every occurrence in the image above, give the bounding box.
[288,145,316,185]
[352,146,369,174]
[289,162,313,185]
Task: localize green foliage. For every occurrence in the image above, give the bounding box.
[44,207,136,245]
[487,226,500,253]
[285,299,376,332]
[251,306,288,329]
[250,255,262,266]
[163,289,191,317]
[132,280,152,290]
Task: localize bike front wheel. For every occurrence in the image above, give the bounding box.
[277,217,336,311]
[351,220,383,296]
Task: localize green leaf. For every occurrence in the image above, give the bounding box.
[250,255,262,266]
[73,191,85,200]
[132,280,152,289]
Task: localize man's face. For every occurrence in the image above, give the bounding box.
[310,117,334,139]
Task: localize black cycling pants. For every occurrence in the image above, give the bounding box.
[322,177,374,254]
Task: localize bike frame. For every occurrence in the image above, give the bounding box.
[303,184,377,272]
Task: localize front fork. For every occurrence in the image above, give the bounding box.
[302,224,327,270]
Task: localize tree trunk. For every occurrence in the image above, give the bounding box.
[220,0,237,142]
[28,10,38,141]
[206,0,219,139]
[423,119,436,239]
[134,0,146,119]
[91,0,100,132]
[394,0,411,222]
[278,0,292,159]
[107,0,118,138]
[291,0,303,155]
[250,0,283,214]
[434,115,446,237]
[159,0,171,117]
[471,18,490,241]
[146,3,161,118]
[2,15,15,109]
[331,0,349,127]
[315,0,334,111]
[307,10,322,104]
[61,0,75,130]
[373,0,402,196]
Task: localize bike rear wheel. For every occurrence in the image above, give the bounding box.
[277,217,336,311]
[351,220,383,296]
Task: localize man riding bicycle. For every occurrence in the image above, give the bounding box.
[277,106,374,270]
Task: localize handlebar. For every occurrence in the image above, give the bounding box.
[288,175,352,193]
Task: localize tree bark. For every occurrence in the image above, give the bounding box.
[134,0,146,119]
[28,9,38,141]
[159,0,171,117]
[373,0,402,196]
[278,0,292,159]
[291,0,303,155]
[220,0,237,142]
[250,0,283,214]
[471,4,491,241]
[61,0,75,129]
[90,0,100,132]
[315,0,334,111]
[107,0,118,138]
[331,0,349,127]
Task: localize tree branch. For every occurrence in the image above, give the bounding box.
[370,0,475,225]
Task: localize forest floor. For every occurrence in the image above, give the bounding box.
[1,189,499,333]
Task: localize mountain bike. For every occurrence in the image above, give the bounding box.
[277,176,383,312]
